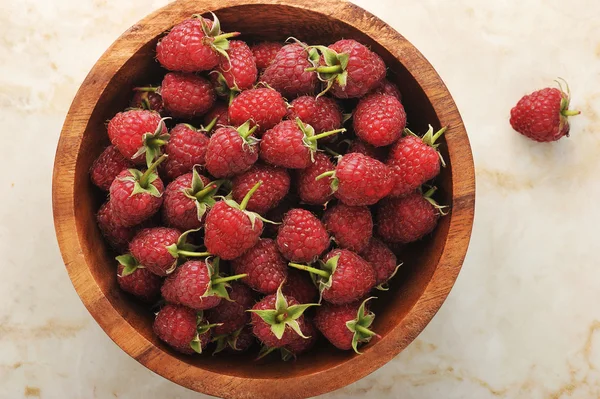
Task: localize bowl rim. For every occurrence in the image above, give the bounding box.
[52,0,475,397]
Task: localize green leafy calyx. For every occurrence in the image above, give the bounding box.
[346,297,379,354]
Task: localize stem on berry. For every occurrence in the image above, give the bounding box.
[139,154,167,188]
[146,138,168,147]
[204,116,218,133]
[315,170,335,181]
[212,273,247,285]
[423,186,438,198]
[431,126,448,143]
[305,65,343,74]
[134,86,159,93]
[212,32,240,41]
[562,109,581,117]
[239,125,258,140]
[288,263,330,278]
[194,183,218,200]
[239,181,262,210]
[276,313,286,323]
[177,250,211,258]
[355,324,379,338]
[306,128,346,142]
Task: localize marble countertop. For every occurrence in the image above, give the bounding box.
[1,0,599,397]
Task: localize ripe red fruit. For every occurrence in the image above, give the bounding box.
[287,96,343,142]
[161,72,215,119]
[277,209,330,263]
[360,238,399,287]
[296,152,335,205]
[370,78,402,100]
[377,189,444,243]
[156,14,239,72]
[205,122,259,178]
[205,282,254,335]
[108,156,167,227]
[228,87,287,132]
[231,238,288,295]
[318,152,394,206]
[162,122,212,180]
[323,203,373,252]
[282,269,318,304]
[204,182,266,260]
[251,41,283,71]
[347,140,387,161]
[510,83,580,142]
[289,249,375,305]
[162,258,246,310]
[131,87,164,113]
[211,40,258,96]
[314,297,378,352]
[282,318,318,359]
[353,94,406,147]
[232,164,290,215]
[260,119,344,169]
[107,109,168,165]
[90,145,134,191]
[96,202,140,252]
[261,43,318,98]
[153,304,213,354]
[162,169,223,231]
[387,125,446,197]
[249,285,316,348]
[129,227,182,276]
[116,254,162,302]
[203,101,230,127]
[309,40,385,98]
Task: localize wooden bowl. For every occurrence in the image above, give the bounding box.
[52,1,475,397]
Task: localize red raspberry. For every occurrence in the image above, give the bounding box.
[296,152,335,205]
[231,238,288,295]
[370,78,402,100]
[205,282,254,335]
[353,94,406,147]
[129,227,181,276]
[283,318,318,357]
[156,15,238,72]
[130,88,164,113]
[203,101,230,127]
[161,72,215,119]
[162,170,220,231]
[96,202,139,252]
[260,119,343,169]
[360,237,398,286]
[287,96,343,143]
[90,145,134,191]
[109,160,165,227]
[276,209,330,263]
[510,84,580,142]
[312,39,385,98]
[161,260,223,310]
[162,123,210,180]
[263,195,299,237]
[213,326,256,354]
[322,152,394,206]
[249,287,313,348]
[347,140,388,161]
[387,126,446,197]
[204,188,264,260]
[261,43,318,98]
[377,190,442,243]
[323,203,373,252]
[228,87,287,132]
[212,40,257,93]
[116,258,162,302]
[153,304,212,354]
[314,298,377,352]
[282,269,318,304]
[232,164,290,215]
[251,41,283,71]
[205,124,259,178]
[107,110,167,165]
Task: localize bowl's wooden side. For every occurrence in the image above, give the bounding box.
[52,1,475,398]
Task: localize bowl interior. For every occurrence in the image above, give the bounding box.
[74,4,453,379]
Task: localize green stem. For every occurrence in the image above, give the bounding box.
[212,273,247,285]
[323,146,340,157]
[431,126,448,143]
[239,125,258,139]
[134,86,158,93]
[562,109,581,117]
[423,186,438,198]
[212,31,240,41]
[177,250,211,258]
[288,263,330,279]
[355,324,377,337]
[315,170,335,181]
[276,313,286,323]
[204,116,218,133]
[139,154,167,188]
[194,183,219,200]
[306,128,346,142]
[240,181,262,210]
[305,65,344,74]
[147,138,167,147]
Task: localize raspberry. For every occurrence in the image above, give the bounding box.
[353,94,406,147]
[347,140,388,161]
[287,96,343,143]
[360,237,399,286]
[231,238,288,295]
[212,40,257,93]
[276,209,330,262]
[130,88,164,113]
[282,269,318,304]
[161,72,215,119]
[153,304,212,354]
[323,203,373,252]
[205,123,259,178]
[296,152,335,205]
[129,227,181,276]
[251,41,283,71]
[96,202,140,252]
[161,260,222,310]
[283,318,318,357]
[90,145,134,191]
[116,257,162,302]
[370,78,402,100]
[261,43,318,98]
[232,164,290,215]
[205,282,254,335]
[228,87,287,132]
[162,123,210,180]
[203,101,230,127]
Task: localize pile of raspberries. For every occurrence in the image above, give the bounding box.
[90,13,448,358]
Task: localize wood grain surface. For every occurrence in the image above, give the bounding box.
[52,1,475,398]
